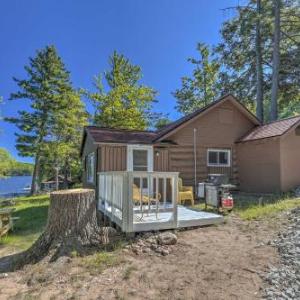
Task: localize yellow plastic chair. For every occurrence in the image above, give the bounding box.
[132,184,161,205]
[132,184,161,220]
[178,178,194,206]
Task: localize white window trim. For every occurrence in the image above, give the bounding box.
[87,152,95,183]
[127,145,153,172]
[207,148,231,167]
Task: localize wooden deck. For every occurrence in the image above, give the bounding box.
[97,171,223,232]
[132,205,223,232]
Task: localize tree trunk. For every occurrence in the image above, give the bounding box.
[255,0,264,122]
[63,160,69,189]
[55,167,59,191]
[0,189,105,272]
[270,0,281,121]
[30,155,40,195]
[44,189,100,247]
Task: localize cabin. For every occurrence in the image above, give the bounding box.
[41,175,73,192]
[80,94,300,232]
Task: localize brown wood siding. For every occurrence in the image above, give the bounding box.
[154,148,169,171]
[164,101,255,186]
[280,129,300,192]
[237,138,281,193]
[100,145,127,171]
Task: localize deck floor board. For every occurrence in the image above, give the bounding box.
[100,204,223,232]
[133,205,223,231]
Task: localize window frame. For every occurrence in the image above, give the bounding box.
[86,152,95,183]
[127,145,153,172]
[207,148,231,167]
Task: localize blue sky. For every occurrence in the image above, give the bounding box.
[0,0,238,162]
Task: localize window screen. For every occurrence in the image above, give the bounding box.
[219,151,229,165]
[87,153,95,183]
[133,150,148,171]
[207,149,230,167]
[208,151,218,165]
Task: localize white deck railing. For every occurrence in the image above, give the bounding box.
[98,171,179,232]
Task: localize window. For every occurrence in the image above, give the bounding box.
[127,145,153,171]
[86,152,95,183]
[207,149,231,167]
[133,150,148,171]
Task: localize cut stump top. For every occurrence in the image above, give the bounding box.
[50,188,95,196]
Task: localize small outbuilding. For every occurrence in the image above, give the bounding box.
[237,116,300,193]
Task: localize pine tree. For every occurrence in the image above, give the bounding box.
[270,0,281,121]
[84,51,157,130]
[217,0,300,121]
[173,43,220,115]
[255,0,264,121]
[6,46,80,194]
[154,116,171,130]
[44,92,88,188]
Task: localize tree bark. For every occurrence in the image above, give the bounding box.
[0,189,104,272]
[55,167,59,191]
[63,159,70,189]
[255,0,264,122]
[270,0,281,121]
[30,155,40,195]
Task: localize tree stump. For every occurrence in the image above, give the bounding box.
[46,189,100,247]
[0,189,105,272]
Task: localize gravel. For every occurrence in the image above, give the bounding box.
[263,207,300,299]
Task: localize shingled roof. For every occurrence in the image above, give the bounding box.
[238,115,300,142]
[80,94,262,155]
[85,126,157,144]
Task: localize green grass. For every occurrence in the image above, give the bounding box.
[0,194,50,251]
[194,193,300,221]
[236,197,300,220]
[82,251,124,275]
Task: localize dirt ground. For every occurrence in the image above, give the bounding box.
[0,213,287,300]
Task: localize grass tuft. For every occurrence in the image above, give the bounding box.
[122,265,137,280]
[82,251,123,275]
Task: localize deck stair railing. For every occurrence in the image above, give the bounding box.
[98,171,179,232]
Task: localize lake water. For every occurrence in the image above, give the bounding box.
[0,176,32,198]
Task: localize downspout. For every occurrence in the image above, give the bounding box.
[193,128,197,196]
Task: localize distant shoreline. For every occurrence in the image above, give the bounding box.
[0,174,32,179]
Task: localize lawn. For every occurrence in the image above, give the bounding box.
[1,192,299,255]
[194,193,300,220]
[0,194,49,252]
[235,196,300,220]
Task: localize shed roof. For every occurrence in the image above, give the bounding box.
[85,126,157,144]
[238,115,300,142]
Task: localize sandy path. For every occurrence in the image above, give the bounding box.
[0,214,282,300]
